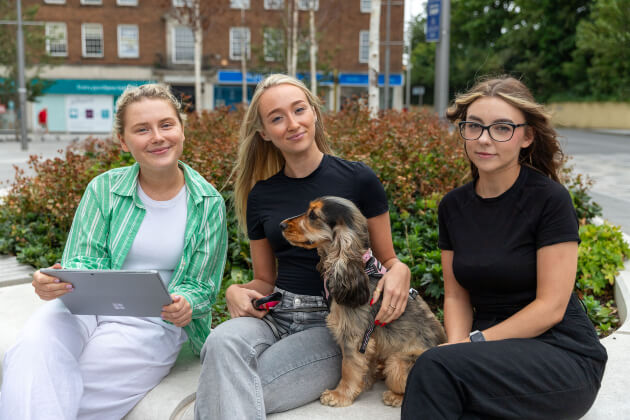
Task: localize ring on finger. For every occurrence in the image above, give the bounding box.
[389,304,396,309]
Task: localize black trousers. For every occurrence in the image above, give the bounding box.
[401,339,606,420]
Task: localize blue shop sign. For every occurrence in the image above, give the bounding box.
[338,73,403,87]
[217,70,401,87]
[44,79,155,95]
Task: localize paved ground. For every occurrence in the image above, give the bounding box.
[559,129,630,233]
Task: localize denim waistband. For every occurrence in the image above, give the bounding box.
[274,287,328,312]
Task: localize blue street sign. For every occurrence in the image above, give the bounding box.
[426,0,441,42]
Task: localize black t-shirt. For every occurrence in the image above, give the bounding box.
[247,154,389,296]
[438,165,580,311]
[439,165,607,361]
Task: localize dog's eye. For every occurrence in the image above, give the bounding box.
[308,211,318,220]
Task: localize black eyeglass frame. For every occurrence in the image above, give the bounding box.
[458,121,528,142]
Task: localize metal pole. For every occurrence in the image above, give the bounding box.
[16,0,28,150]
[434,0,450,119]
[383,0,392,110]
[405,25,411,110]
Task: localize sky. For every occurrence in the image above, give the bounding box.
[405,0,426,24]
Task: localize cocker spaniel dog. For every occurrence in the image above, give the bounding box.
[280,196,446,407]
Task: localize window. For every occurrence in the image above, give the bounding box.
[172,0,193,6]
[360,0,371,13]
[118,25,139,58]
[82,23,104,57]
[359,30,369,63]
[230,0,250,9]
[117,0,138,5]
[229,27,250,60]
[173,26,194,63]
[44,0,66,4]
[297,0,319,10]
[46,23,67,56]
[264,27,284,61]
[264,0,284,9]
[80,0,102,5]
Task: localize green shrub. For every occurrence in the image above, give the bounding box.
[580,295,620,337]
[577,223,630,296]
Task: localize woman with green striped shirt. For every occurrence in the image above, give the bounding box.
[0,84,228,420]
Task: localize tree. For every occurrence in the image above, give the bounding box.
[0,2,51,107]
[409,0,595,104]
[368,0,381,118]
[239,5,248,105]
[574,0,630,100]
[308,0,318,95]
[163,0,223,111]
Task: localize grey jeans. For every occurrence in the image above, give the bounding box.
[195,288,342,420]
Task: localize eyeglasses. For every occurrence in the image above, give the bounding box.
[458,121,528,142]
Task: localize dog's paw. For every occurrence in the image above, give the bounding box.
[320,389,354,407]
[382,390,404,407]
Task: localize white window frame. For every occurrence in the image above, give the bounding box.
[44,0,66,4]
[263,27,283,62]
[297,0,319,11]
[359,30,369,63]
[45,22,68,57]
[172,25,194,63]
[230,0,250,9]
[118,24,139,58]
[172,0,193,6]
[81,23,104,58]
[117,0,138,6]
[360,0,371,13]
[80,0,103,5]
[229,27,251,60]
[264,0,284,10]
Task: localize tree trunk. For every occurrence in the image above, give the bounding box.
[286,0,292,75]
[290,0,299,78]
[194,16,202,111]
[241,7,248,105]
[368,0,381,118]
[309,2,317,95]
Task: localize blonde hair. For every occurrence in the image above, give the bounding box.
[114,83,183,139]
[447,76,562,182]
[233,74,333,232]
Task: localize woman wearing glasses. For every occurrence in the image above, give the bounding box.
[401,76,607,419]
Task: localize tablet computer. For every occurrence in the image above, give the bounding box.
[40,269,173,317]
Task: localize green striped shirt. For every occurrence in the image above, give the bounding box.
[62,161,228,355]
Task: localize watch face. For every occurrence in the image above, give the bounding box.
[470,331,485,342]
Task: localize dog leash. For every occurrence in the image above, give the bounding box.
[359,278,420,354]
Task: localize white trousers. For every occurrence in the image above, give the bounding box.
[0,300,187,420]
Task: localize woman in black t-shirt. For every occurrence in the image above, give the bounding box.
[402,76,607,419]
[195,74,412,419]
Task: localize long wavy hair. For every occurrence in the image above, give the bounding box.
[446,76,563,182]
[232,74,333,232]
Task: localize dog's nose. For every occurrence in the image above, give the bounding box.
[279,222,288,231]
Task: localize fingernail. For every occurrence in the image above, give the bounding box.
[370,299,373,306]
[375,320,380,326]
[381,323,387,327]
[66,284,72,289]
[54,279,60,283]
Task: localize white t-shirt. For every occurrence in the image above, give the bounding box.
[121,183,187,287]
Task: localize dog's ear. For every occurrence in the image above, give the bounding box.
[328,259,370,307]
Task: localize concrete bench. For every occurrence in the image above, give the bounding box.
[1,247,629,419]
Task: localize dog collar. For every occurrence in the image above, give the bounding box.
[323,248,386,301]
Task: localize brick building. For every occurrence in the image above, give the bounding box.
[26,0,405,133]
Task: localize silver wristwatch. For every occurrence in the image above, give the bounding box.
[469,330,486,342]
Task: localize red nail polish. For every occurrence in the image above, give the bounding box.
[375,320,380,326]
[381,323,387,327]
[370,299,373,306]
